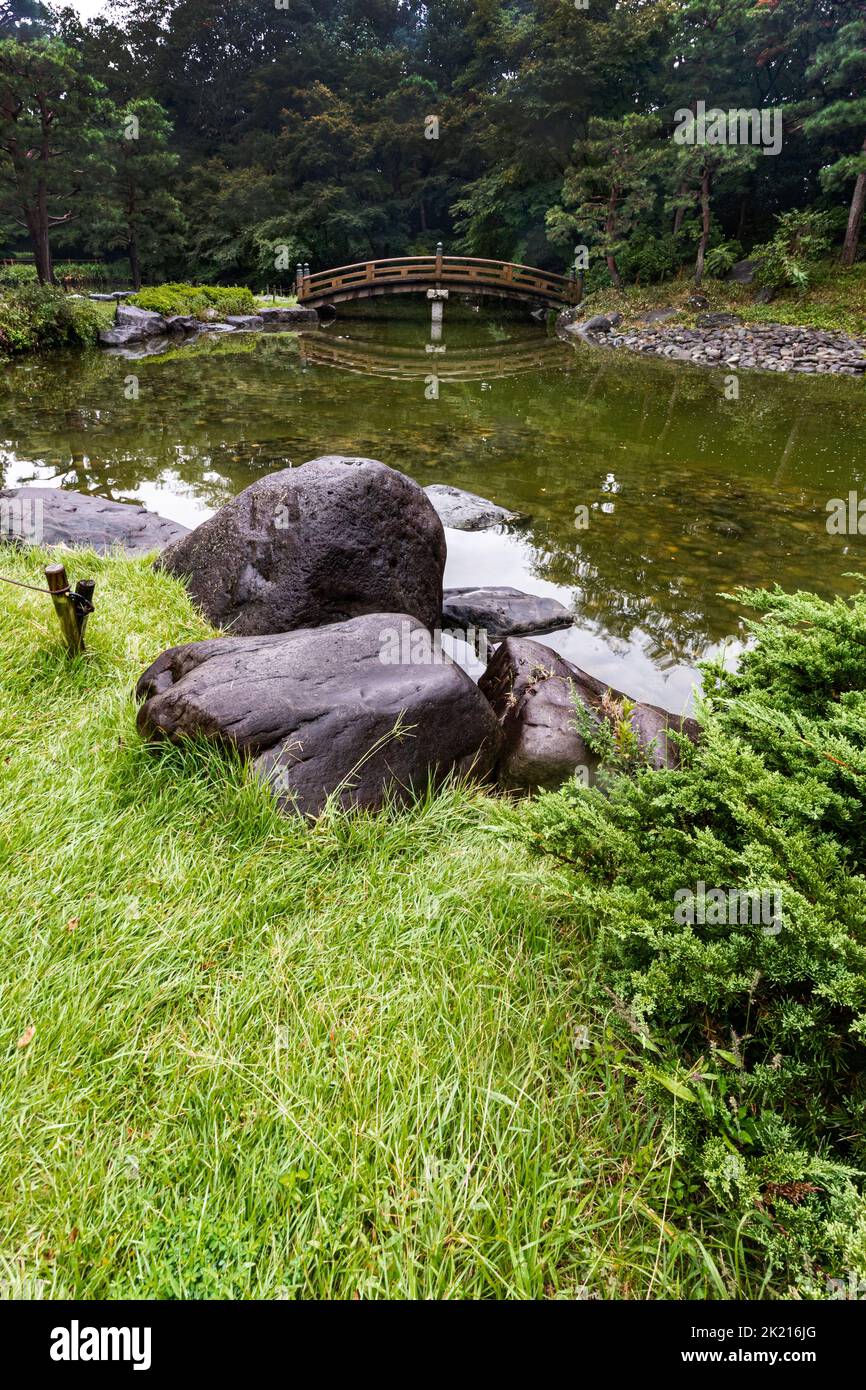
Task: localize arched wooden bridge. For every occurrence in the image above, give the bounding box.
[295,253,579,308]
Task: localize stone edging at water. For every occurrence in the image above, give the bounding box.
[557,309,866,377]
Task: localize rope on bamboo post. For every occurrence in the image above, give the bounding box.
[44,563,95,656]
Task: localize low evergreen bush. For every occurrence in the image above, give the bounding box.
[520,584,866,1288]
[129,282,256,318]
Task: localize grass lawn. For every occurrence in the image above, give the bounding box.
[580,261,866,337]
[0,546,779,1299]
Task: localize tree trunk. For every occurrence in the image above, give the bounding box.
[128,230,142,291]
[694,166,712,287]
[27,204,54,286]
[605,188,621,289]
[840,135,866,268]
[672,182,689,236]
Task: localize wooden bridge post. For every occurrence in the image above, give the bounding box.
[435,242,443,282]
[302,263,310,297]
[296,263,303,297]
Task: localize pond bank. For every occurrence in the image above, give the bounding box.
[558,311,866,376]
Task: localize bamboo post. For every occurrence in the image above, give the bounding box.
[45,563,95,656]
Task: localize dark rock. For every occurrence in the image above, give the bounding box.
[157,456,446,636]
[726,259,760,285]
[165,314,199,333]
[442,586,573,638]
[628,702,700,770]
[582,314,613,332]
[478,637,607,792]
[754,287,776,305]
[478,637,699,791]
[99,303,167,347]
[686,293,710,310]
[0,486,189,554]
[258,305,319,326]
[641,307,679,325]
[135,614,502,818]
[224,314,264,330]
[88,293,116,302]
[696,312,742,328]
[198,321,236,333]
[423,484,526,531]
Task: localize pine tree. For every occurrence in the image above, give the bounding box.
[0,37,112,282]
[803,14,866,266]
[547,115,662,289]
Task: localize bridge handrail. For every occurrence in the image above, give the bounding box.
[302,255,576,287]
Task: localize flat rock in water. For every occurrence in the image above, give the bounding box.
[0,487,189,553]
[442,586,573,638]
[423,484,526,530]
[135,614,502,817]
[479,636,699,791]
[224,314,264,330]
[157,455,446,635]
[258,305,319,326]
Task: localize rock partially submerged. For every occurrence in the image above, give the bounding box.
[224,314,264,330]
[442,586,573,638]
[99,303,168,347]
[157,455,446,635]
[0,486,189,554]
[135,614,502,817]
[423,484,526,531]
[258,305,319,326]
[479,637,699,792]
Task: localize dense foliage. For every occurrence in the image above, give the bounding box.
[0,0,864,287]
[128,282,256,317]
[521,584,866,1285]
[0,281,104,353]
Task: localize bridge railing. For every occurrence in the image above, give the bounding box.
[298,255,579,304]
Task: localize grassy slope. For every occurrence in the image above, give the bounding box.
[580,261,866,337]
[0,547,772,1299]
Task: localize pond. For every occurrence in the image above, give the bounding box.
[2,300,865,710]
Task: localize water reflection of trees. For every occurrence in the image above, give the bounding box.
[2,335,866,663]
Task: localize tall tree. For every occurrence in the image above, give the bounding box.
[98,97,183,289]
[0,37,112,282]
[803,13,866,266]
[548,115,662,288]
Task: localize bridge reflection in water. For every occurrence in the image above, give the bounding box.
[296,330,573,381]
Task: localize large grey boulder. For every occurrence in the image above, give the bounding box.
[479,637,699,792]
[157,456,446,635]
[424,484,526,531]
[135,614,502,817]
[442,586,573,638]
[99,303,167,347]
[0,487,189,554]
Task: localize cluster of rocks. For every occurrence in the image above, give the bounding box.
[99,301,319,353]
[5,461,697,816]
[558,308,866,377]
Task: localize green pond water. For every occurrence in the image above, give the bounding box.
[2,300,865,709]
